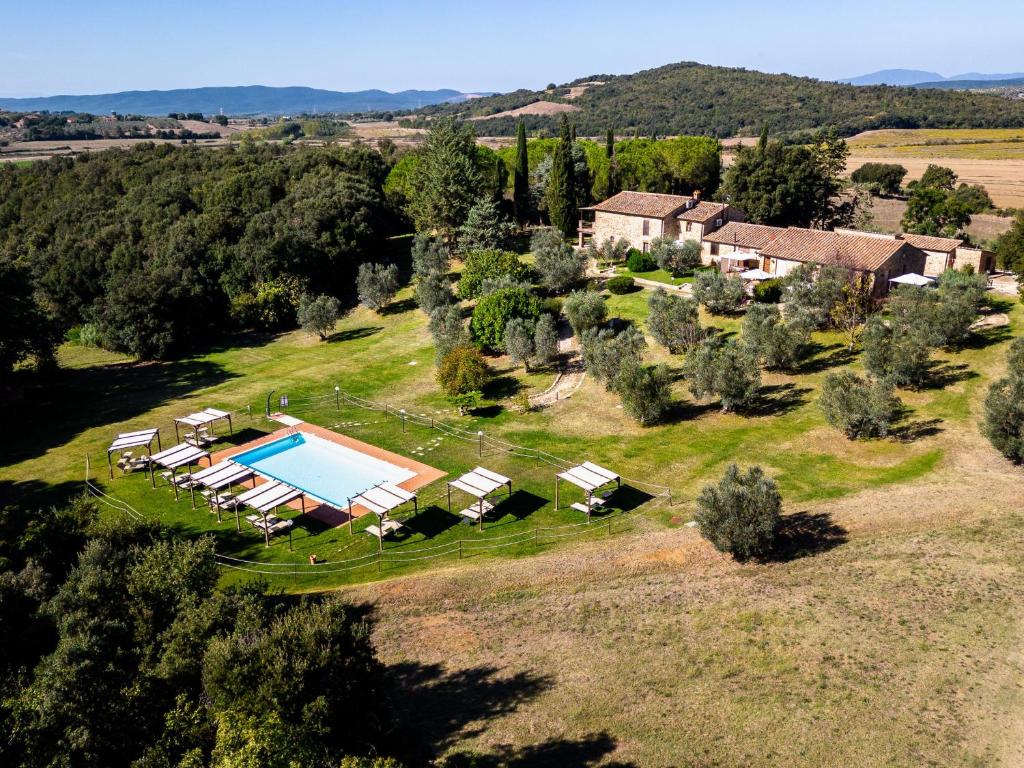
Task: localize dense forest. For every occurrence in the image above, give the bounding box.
[405,61,1024,138]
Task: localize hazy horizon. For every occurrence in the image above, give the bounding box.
[2,0,1022,98]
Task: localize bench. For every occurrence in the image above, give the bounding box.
[365,518,404,539]
[458,499,494,522]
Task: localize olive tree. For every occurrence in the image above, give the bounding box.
[862,314,933,388]
[296,293,341,341]
[819,371,902,439]
[741,303,808,371]
[682,336,761,411]
[415,270,455,315]
[647,289,702,353]
[651,236,702,276]
[411,232,449,278]
[580,325,646,391]
[983,338,1024,462]
[616,360,673,424]
[693,270,745,315]
[356,262,400,312]
[533,313,560,366]
[503,317,536,371]
[428,304,469,363]
[532,227,586,293]
[564,289,607,337]
[695,464,782,562]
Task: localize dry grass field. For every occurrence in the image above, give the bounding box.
[468,101,581,122]
[846,129,1024,208]
[860,197,1014,243]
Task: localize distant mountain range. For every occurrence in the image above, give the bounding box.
[842,69,1024,87]
[0,85,489,116]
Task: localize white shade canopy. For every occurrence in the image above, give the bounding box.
[151,442,209,470]
[889,273,935,287]
[190,460,254,490]
[351,482,416,517]
[108,428,160,454]
[740,268,773,281]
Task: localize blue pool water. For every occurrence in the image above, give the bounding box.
[231,432,415,508]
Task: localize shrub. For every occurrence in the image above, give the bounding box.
[616,360,673,424]
[457,249,529,300]
[605,276,635,295]
[411,232,449,278]
[682,336,760,411]
[652,236,702,275]
[692,270,745,314]
[230,277,304,331]
[983,338,1024,461]
[428,304,469,363]
[415,269,455,315]
[564,289,607,336]
[934,268,988,346]
[502,316,536,371]
[356,262,400,312]
[533,313,560,365]
[862,314,933,388]
[850,162,907,195]
[469,286,541,351]
[296,293,341,340]
[626,249,658,273]
[647,289,702,353]
[752,278,782,303]
[741,303,808,371]
[437,344,489,397]
[819,371,902,439]
[584,236,630,267]
[580,325,646,391]
[532,227,586,293]
[695,464,782,562]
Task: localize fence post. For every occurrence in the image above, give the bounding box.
[383,404,388,420]
[400,409,406,433]
[335,385,340,410]
[459,539,463,560]
[377,549,382,573]
[668,488,673,507]
[247,404,252,421]
[608,517,612,536]
[478,430,483,457]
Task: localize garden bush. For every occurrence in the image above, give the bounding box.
[469,286,541,350]
[647,289,702,353]
[752,278,782,303]
[692,270,745,314]
[457,249,530,299]
[695,464,782,562]
[983,338,1024,462]
[616,360,673,425]
[564,290,607,336]
[626,249,658,273]
[682,336,760,411]
[605,276,636,295]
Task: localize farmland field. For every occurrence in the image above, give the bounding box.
[846,128,1024,208]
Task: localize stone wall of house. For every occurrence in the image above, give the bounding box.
[956,247,996,273]
[921,250,952,277]
[592,212,671,251]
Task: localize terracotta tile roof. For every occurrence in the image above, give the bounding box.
[677,200,731,223]
[702,222,786,249]
[587,191,692,218]
[901,233,964,253]
[758,228,907,272]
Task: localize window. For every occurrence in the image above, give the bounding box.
[685,222,692,232]
[642,242,650,253]
[642,220,650,236]
[715,218,723,227]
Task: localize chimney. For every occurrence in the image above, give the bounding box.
[693,190,701,201]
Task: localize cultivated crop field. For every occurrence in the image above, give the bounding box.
[3,279,1023,766]
[846,128,1024,207]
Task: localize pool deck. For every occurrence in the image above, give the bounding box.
[212,421,447,527]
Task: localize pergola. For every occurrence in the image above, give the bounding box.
[236,480,305,547]
[107,428,161,479]
[348,483,417,550]
[173,407,234,444]
[188,460,256,524]
[148,443,211,506]
[555,461,621,520]
[447,466,512,531]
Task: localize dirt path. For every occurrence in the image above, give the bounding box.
[529,318,585,408]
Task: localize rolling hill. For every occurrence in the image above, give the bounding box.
[914,76,1024,90]
[840,69,944,86]
[410,61,1024,138]
[0,85,482,116]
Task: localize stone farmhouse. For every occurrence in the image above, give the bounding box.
[581,191,993,297]
[578,191,744,251]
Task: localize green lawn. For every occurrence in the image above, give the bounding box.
[3,283,1018,591]
[614,265,692,286]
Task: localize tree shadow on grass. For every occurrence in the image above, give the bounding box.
[483,375,524,400]
[762,511,848,562]
[326,325,383,344]
[404,504,461,539]
[954,323,1012,351]
[890,413,944,442]
[0,478,91,512]
[2,358,238,469]
[441,732,637,768]
[380,297,418,316]
[659,399,720,424]
[384,661,555,764]
[793,343,857,375]
[213,427,269,448]
[921,361,978,390]
[743,383,812,417]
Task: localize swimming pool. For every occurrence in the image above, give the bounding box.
[231,431,415,509]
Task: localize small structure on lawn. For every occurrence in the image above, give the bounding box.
[348,483,418,550]
[189,460,256,523]
[236,480,306,547]
[148,443,211,505]
[555,461,621,520]
[888,272,935,288]
[107,428,161,479]
[447,466,513,531]
[173,407,234,445]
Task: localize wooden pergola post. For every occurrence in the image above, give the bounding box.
[554,475,559,510]
[347,497,354,535]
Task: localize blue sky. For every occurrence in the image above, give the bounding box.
[1,0,1021,96]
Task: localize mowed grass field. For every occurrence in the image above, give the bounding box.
[3,280,1024,765]
[845,128,1024,208]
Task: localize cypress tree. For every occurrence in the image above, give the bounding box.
[546,116,577,237]
[605,129,616,199]
[570,122,577,142]
[513,119,530,225]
